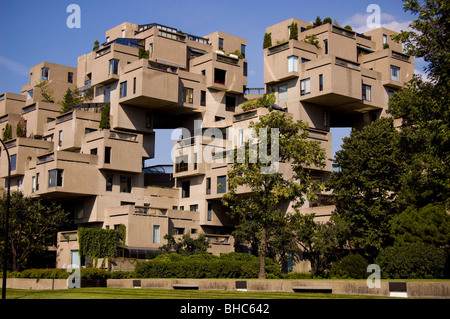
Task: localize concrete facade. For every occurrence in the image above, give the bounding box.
[0,19,413,272]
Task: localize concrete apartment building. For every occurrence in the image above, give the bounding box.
[0,18,413,271]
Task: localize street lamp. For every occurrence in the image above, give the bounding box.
[1,138,11,300]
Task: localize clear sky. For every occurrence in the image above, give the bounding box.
[0,0,424,166]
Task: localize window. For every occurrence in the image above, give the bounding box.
[194,153,198,170]
[149,43,153,57]
[29,73,32,85]
[10,154,16,171]
[27,89,33,100]
[153,225,160,243]
[90,148,98,155]
[323,111,328,127]
[175,155,188,173]
[174,228,184,235]
[41,67,49,80]
[238,129,244,146]
[182,181,190,198]
[278,84,288,101]
[49,169,64,187]
[106,36,110,43]
[207,203,213,221]
[133,77,136,94]
[120,176,132,193]
[18,178,22,191]
[241,44,246,58]
[402,41,406,53]
[121,29,125,38]
[206,177,211,194]
[300,78,311,95]
[106,174,113,191]
[383,34,387,44]
[190,204,198,212]
[388,90,395,100]
[68,72,73,83]
[362,84,371,101]
[214,68,226,85]
[200,90,206,106]
[225,95,236,112]
[180,206,184,211]
[172,206,178,210]
[288,56,298,72]
[36,173,40,191]
[391,65,400,82]
[319,74,323,91]
[32,176,36,193]
[120,81,127,98]
[104,147,111,164]
[323,39,328,55]
[183,87,193,104]
[217,175,226,194]
[109,59,119,75]
[219,38,224,50]
[243,61,248,77]
[58,130,63,147]
[120,201,135,206]
[301,58,310,63]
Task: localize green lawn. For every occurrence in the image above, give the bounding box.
[4,288,390,299]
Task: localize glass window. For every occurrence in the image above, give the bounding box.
[36,173,40,190]
[10,154,17,171]
[391,65,400,82]
[319,74,323,91]
[41,67,49,80]
[214,68,226,85]
[383,34,387,44]
[200,90,206,106]
[183,88,193,104]
[323,39,328,55]
[106,174,113,191]
[206,177,211,194]
[120,81,127,98]
[182,181,190,198]
[109,59,119,75]
[207,203,213,221]
[225,95,236,112]
[300,78,311,95]
[362,84,371,101]
[241,44,246,58]
[120,176,132,193]
[104,146,111,164]
[121,29,125,38]
[278,84,288,101]
[153,225,160,243]
[68,72,73,83]
[301,58,310,63]
[219,38,224,50]
[49,169,63,187]
[217,175,226,193]
[32,176,36,193]
[288,56,298,72]
[58,130,63,147]
[190,204,198,212]
[27,89,33,100]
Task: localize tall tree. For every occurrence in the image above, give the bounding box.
[0,191,69,271]
[389,0,450,209]
[35,81,55,103]
[327,118,404,259]
[16,116,27,138]
[223,111,326,278]
[59,88,83,114]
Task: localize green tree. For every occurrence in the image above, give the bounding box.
[390,204,450,247]
[16,116,26,138]
[263,33,272,49]
[289,22,298,40]
[0,191,69,271]
[389,0,450,208]
[35,81,54,103]
[99,102,111,129]
[3,123,13,141]
[313,16,322,27]
[327,118,404,259]
[138,47,150,59]
[93,39,99,51]
[322,17,332,25]
[159,233,210,256]
[222,111,326,278]
[59,88,83,113]
[304,34,320,48]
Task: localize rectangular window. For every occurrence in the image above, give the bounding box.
[10,154,17,171]
[207,203,213,221]
[300,78,311,95]
[225,95,236,112]
[153,225,160,243]
[29,73,32,85]
[90,148,98,155]
[133,77,136,94]
[362,84,371,101]
[200,90,206,106]
[391,65,400,82]
[241,44,246,58]
[120,81,127,98]
[27,89,33,100]
[31,176,36,193]
[194,153,198,170]
[68,72,73,83]
[206,177,211,194]
[106,174,113,191]
[238,129,244,146]
[383,34,387,44]
[214,68,226,85]
[149,43,153,57]
[323,39,328,55]
[175,155,188,172]
[319,74,323,91]
[36,173,40,191]
[218,38,224,50]
[243,61,248,77]
[190,204,198,212]
[58,130,63,147]
[217,175,226,194]
[182,181,190,198]
[41,67,49,80]
[109,59,119,75]
[121,29,125,38]
[288,56,298,72]
[278,84,288,101]
[49,169,63,187]
[301,57,310,63]
[104,147,111,164]
[183,87,193,104]
[120,176,132,193]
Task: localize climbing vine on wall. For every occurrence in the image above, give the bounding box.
[78,225,126,259]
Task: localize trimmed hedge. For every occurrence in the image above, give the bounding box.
[330,253,369,279]
[134,253,282,279]
[5,267,112,280]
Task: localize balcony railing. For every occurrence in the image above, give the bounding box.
[22,104,37,114]
[332,26,355,38]
[109,131,137,142]
[216,54,239,65]
[56,112,73,124]
[392,51,410,62]
[244,88,265,95]
[38,154,54,163]
[335,58,360,71]
[268,42,289,54]
[148,61,178,74]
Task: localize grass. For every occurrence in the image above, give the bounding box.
[4,288,390,299]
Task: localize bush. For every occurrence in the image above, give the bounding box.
[330,253,369,279]
[284,272,313,279]
[80,267,111,280]
[134,253,281,279]
[375,243,448,279]
[110,270,136,279]
[7,268,70,279]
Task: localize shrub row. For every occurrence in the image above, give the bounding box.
[134,252,282,279]
[6,267,112,280]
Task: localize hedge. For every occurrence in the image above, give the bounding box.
[330,253,369,279]
[5,267,112,280]
[134,252,282,279]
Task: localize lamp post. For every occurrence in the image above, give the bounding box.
[1,138,11,300]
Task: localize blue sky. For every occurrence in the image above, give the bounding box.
[0,0,423,165]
